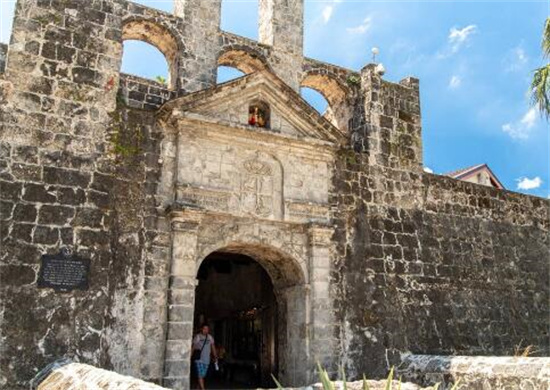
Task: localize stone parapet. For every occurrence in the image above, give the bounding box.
[118,73,176,110]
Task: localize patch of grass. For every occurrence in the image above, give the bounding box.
[514,341,538,357]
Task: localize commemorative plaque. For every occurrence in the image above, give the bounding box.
[37,251,90,292]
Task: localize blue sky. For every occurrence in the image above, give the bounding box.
[1,0,549,198]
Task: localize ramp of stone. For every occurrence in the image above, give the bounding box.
[35,362,169,390]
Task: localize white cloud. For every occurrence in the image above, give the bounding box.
[513,47,528,65]
[449,75,462,89]
[438,25,477,58]
[322,6,333,23]
[320,0,342,24]
[423,167,434,174]
[502,108,538,140]
[505,46,529,72]
[517,176,542,190]
[449,25,477,51]
[347,17,372,34]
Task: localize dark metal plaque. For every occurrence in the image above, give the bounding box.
[37,252,90,292]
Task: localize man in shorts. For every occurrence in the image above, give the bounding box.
[192,324,218,390]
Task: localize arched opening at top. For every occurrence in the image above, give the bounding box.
[221,0,259,40]
[0,0,15,44]
[301,87,329,115]
[130,0,171,12]
[217,47,270,75]
[121,19,180,88]
[121,40,170,85]
[301,72,351,131]
[217,66,246,84]
[198,243,305,289]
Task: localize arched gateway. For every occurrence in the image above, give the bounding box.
[158,67,345,390]
[193,245,305,388]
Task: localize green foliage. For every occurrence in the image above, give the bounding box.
[108,110,143,161]
[271,374,284,389]
[384,366,394,390]
[347,74,361,86]
[362,375,370,390]
[341,365,348,390]
[531,65,550,119]
[317,362,335,390]
[530,17,550,119]
[542,17,550,58]
[155,75,168,85]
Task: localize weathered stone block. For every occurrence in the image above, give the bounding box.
[0,180,22,201]
[43,167,91,187]
[0,264,36,286]
[33,225,59,245]
[73,207,103,228]
[38,205,75,225]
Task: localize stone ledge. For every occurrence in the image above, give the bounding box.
[398,354,550,389]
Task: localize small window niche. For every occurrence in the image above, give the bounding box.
[248,101,270,129]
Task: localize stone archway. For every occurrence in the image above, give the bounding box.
[217,46,272,75]
[162,210,315,390]
[192,247,305,388]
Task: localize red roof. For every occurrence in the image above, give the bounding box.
[444,164,486,179]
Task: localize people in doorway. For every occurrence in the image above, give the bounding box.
[192,324,218,390]
[214,343,227,379]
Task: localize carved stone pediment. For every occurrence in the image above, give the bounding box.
[159,70,347,145]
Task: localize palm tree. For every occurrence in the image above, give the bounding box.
[530,18,550,119]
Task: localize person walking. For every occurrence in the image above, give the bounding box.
[192,324,218,390]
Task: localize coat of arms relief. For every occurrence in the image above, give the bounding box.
[240,153,283,219]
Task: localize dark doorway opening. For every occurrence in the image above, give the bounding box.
[193,252,278,389]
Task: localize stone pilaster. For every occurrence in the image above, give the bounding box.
[308,224,336,371]
[163,207,202,390]
[279,283,311,386]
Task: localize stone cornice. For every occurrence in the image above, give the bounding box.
[174,112,337,161]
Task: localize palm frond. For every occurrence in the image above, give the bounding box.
[530,64,550,119]
[542,17,550,58]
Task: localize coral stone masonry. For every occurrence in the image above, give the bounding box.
[0,1,548,390]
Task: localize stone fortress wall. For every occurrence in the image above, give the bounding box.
[0,0,548,389]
